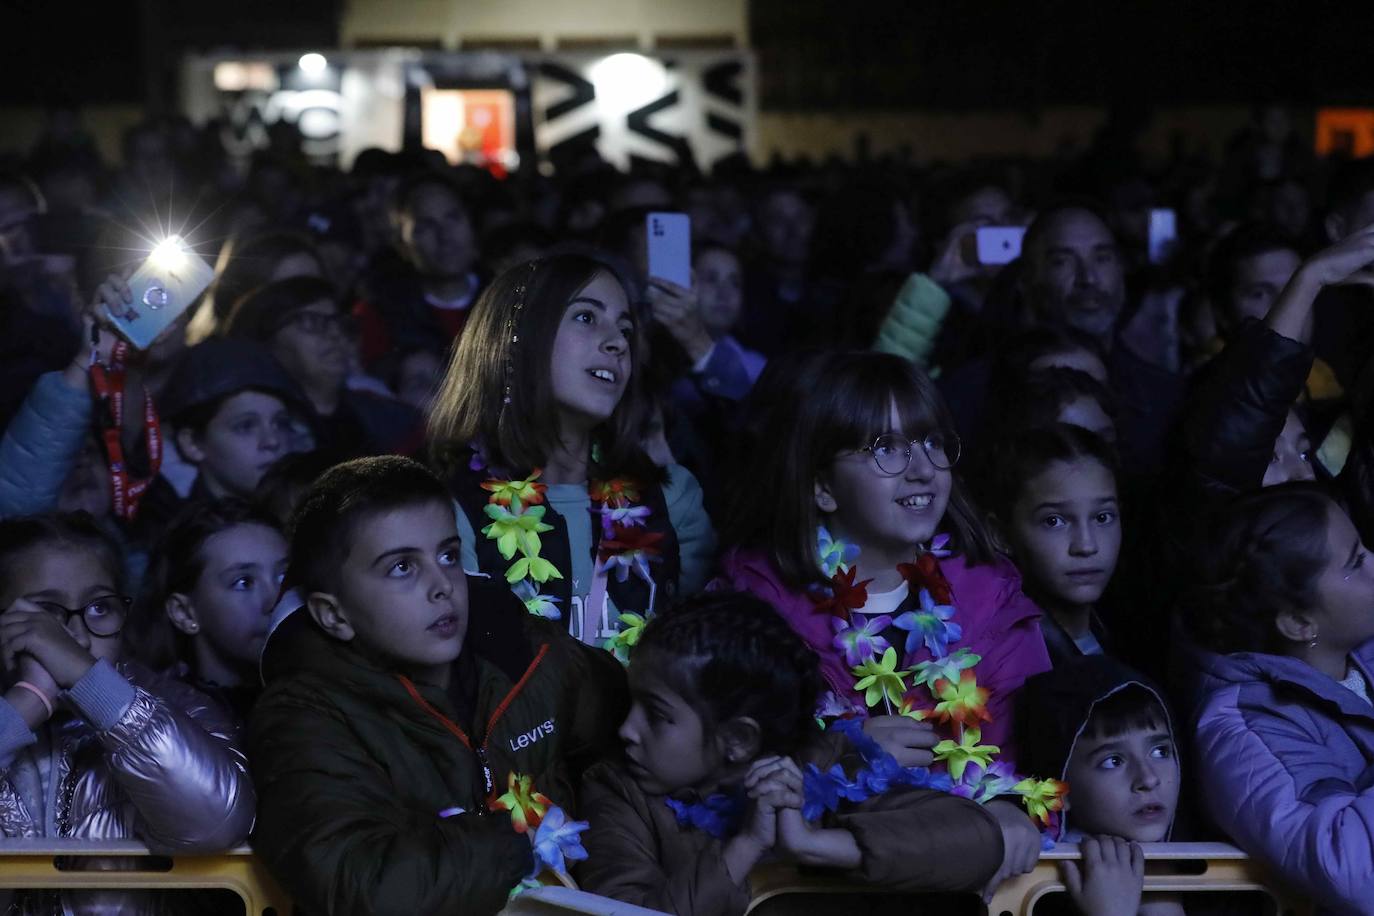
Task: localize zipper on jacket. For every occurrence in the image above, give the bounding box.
[398,643,550,809]
[475,746,494,798]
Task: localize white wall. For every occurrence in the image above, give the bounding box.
[340,0,748,49]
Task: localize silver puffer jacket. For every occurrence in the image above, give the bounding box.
[0,659,256,915]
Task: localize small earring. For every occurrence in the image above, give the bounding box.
[187,623,199,633]
[1309,635,1318,648]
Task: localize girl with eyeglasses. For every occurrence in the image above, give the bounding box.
[717,350,1052,898]
[0,512,254,913]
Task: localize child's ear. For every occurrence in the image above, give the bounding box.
[175,427,207,465]
[717,716,764,766]
[307,592,355,642]
[814,477,838,514]
[165,593,201,636]
[1274,608,1318,647]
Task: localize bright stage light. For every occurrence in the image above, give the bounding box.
[588,53,668,116]
[298,53,328,75]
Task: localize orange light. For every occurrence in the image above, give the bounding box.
[1315,108,1374,158]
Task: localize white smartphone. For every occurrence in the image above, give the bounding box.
[975,225,1026,265]
[103,236,214,350]
[646,212,692,289]
[1147,208,1178,265]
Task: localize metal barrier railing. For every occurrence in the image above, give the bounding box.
[0,840,291,914]
[502,886,671,915]
[0,840,1313,916]
[748,842,1314,916]
[987,842,1312,916]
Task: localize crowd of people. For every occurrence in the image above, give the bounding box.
[0,103,1372,915]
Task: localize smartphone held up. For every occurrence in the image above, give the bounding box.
[646,212,692,289]
[101,235,214,350]
[975,225,1026,266]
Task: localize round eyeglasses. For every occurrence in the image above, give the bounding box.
[860,431,962,475]
[32,595,131,638]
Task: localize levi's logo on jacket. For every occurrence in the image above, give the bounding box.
[508,718,556,752]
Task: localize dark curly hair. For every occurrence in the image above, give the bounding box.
[1184,482,1332,655]
[635,591,823,756]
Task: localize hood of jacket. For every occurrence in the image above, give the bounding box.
[1193,636,1374,726]
[1016,655,1178,840]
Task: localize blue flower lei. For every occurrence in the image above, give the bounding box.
[801,717,952,822]
[664,787,748,839]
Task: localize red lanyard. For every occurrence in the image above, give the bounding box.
[89,341,162,521]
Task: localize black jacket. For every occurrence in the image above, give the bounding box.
[1176,319,1311,504]
[249,575,629,916]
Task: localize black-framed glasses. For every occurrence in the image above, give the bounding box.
[32,595,131,638]
[860,431,962,475]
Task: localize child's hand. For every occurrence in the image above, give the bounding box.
[14,651,60,702]
[0,600,98,690]
[722,755,801,884]
[981,798,1043,902]
[928,221,983,287]
[861,715,939,767]
[647,276,714,363]
[1060,835,1144,916]
[1297,223,1374,291]
[91,271,136,326]
[64,272,132,385]
[3,649,61,728]
[739,755,802,849]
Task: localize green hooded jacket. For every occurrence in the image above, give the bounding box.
[247,576,628,916]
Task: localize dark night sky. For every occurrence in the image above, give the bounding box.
[0,1,1370,110]
[751,0,1374,110]
[0,0,338,106]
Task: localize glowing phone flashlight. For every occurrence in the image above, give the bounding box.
[149,235,188,273]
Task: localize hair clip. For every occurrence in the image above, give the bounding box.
[500,262,538,408]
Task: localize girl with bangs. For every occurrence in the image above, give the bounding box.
[428,254,715,649]
[717,350,1052,895]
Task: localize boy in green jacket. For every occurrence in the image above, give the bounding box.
[248,456,627,915]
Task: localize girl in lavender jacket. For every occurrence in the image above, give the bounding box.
[1187,483,1374,915]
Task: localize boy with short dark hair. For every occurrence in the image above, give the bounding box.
[247,456,626,915]
[1017,657,1184,916]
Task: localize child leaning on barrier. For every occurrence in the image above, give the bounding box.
[579,591,1004,916]
[1017,656,1185,916]
[0,512,256,915]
